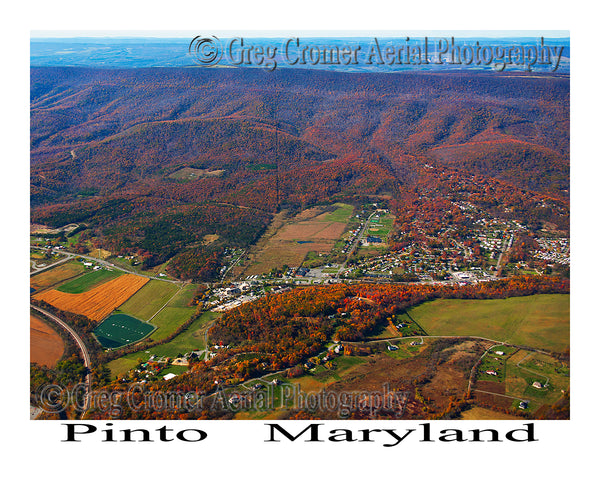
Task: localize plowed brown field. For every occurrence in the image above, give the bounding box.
[33,274,149,321]
[30,314,64,367]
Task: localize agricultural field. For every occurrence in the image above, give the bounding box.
[146,284,198,341]
[30,261,85,291]
[30,313,64,367]
[56,269,123,293]
[459,406,522,420]
[93,313,155,349]
[33,273,149,321]
[118,280,181,321]
[242,203,354,276]
[407,294,569,352]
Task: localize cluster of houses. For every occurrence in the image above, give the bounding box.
[534,237,570,266]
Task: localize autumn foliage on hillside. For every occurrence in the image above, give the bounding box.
[31,67,569,281]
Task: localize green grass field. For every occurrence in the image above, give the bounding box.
[56,268,123,293]
[407,294,569,352]
[118,280,181,320]
[384,338,429,360]
[320,203,354,223]
[93,313,155,349]
[147,284,198,342]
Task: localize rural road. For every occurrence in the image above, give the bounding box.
[335,211,378,279]
[30,254,73,275]
[31,305,92,414]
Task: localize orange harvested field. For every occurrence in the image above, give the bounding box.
[33,274,149,321]
[31,314,64,367]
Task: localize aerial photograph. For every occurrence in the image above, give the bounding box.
[29,32,570,422]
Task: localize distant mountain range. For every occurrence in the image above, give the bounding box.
[30,36,570,73]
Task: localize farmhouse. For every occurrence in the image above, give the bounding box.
[485,370,498,376]
[532,381,543,389]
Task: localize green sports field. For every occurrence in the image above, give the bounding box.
[406,294,569,352]
[93,313,155,349]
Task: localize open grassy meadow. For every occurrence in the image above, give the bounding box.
[319,203,354,223]
[117,281,197,342]
[407,294,569,352]
[146,284,198,342]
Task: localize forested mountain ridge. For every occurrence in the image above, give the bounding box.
[30,66,569,274]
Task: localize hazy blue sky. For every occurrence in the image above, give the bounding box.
[30,30,570,39]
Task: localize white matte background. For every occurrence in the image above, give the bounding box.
[4,1,596,477]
